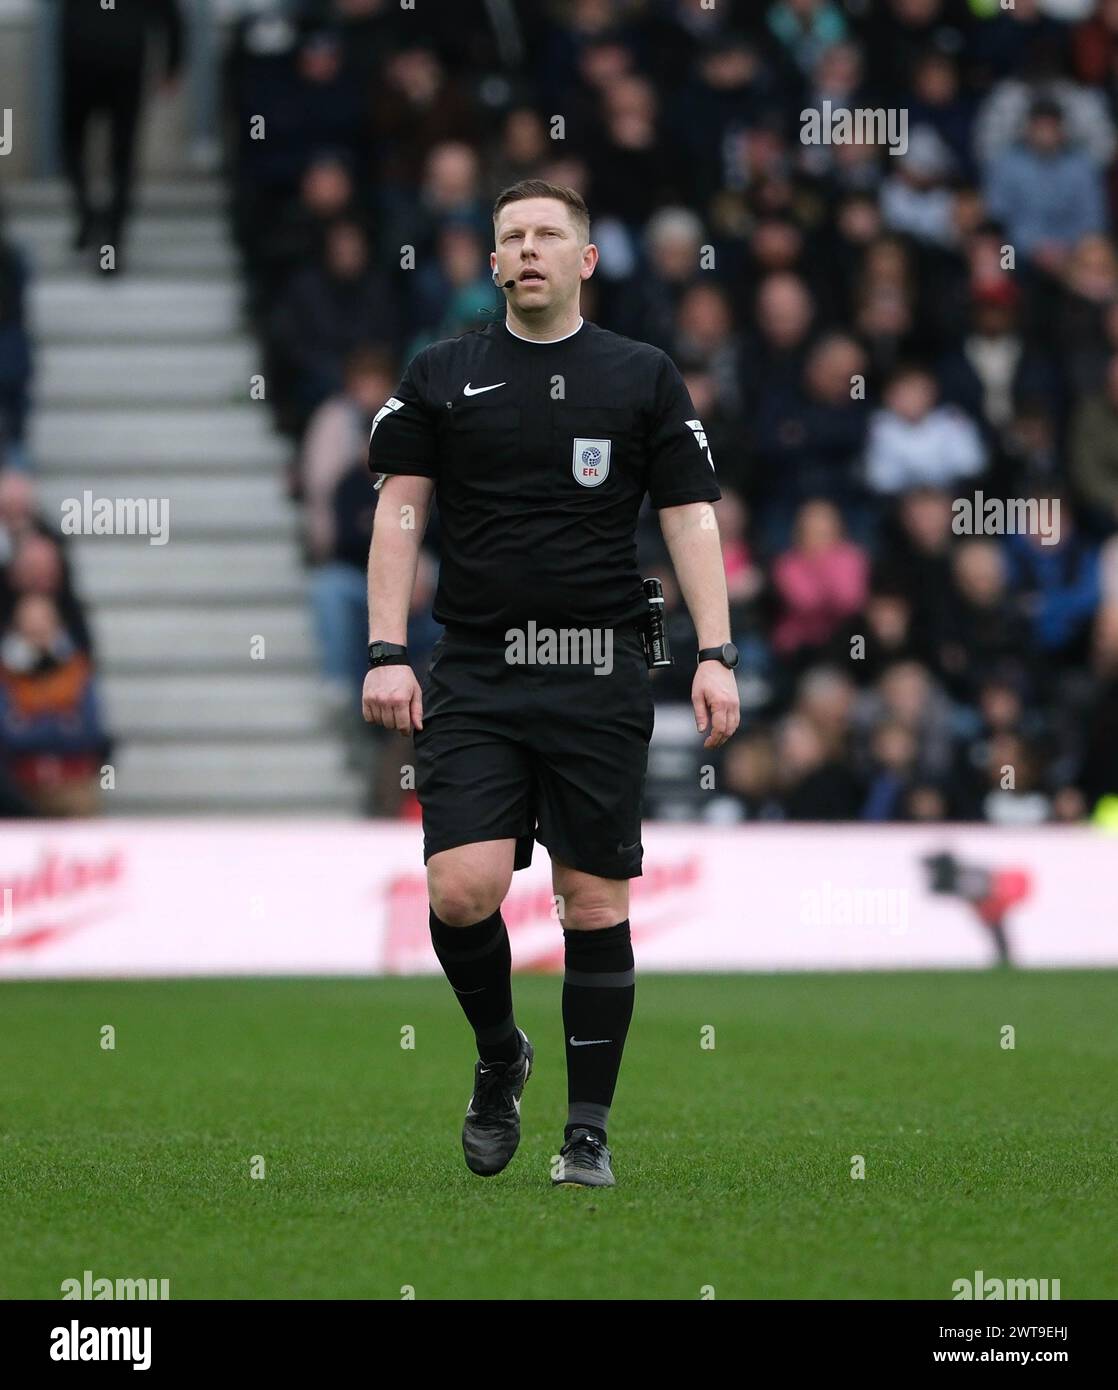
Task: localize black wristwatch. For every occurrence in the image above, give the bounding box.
[368,640,410,669]
[697,642,739,670]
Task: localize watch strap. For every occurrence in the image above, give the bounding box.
[697,644,736,668]
[368,641,409,668]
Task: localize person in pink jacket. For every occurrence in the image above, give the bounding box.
[772,498,869,656]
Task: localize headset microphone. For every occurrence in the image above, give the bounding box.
[492,270,516,290]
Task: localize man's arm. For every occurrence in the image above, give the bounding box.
[658,501,731,648]
[362,474,434,734]
[367,473,434,644]
[658,500,740,748]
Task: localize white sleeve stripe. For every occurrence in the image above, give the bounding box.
[369,396,405,440]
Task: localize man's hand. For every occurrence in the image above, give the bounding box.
[362,665,424,736]
[692,663,740,749]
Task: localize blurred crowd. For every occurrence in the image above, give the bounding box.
[221,0,1118,825]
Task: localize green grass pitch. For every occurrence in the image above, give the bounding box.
[2,971,1114,1300]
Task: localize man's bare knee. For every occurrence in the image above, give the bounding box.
[427,840,515,926]
[552,862,629,931]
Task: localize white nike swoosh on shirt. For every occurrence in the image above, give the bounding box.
[569,1037,613,1047]
[463,382,506,395]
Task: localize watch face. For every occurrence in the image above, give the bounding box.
[722,642,739,669]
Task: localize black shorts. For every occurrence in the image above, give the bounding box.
[413,622,655,879]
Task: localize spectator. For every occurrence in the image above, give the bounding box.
[370,46,481,191]
[488,108,551,195]
[832,586,923,685]
[1069,353,1118,530]
[851,237,920,377]
[775,711,864,820]
[864,364,987,494]
[796,665,859,762]
[906,49,977,179]
[407,222,495,349]
[957,730,1052,824]
[937,280,1060,445]
[59,0,183,263]
[614,207,705,350]
[300,347,397,563]
[0,482,91,654]
[935,539,1033,696]
[0,594,107,816]
[856,658,958,783]
[587,76,684,232]
[772,500,869,658]
[880,125,959,248]
[1055,234,1118,395]
[742,271,817,427]
[247,153,362,318]
[719,730,786,821]
[270,219,398,425]
[875,486,957,659]
[984,97,1107,271]
[1005,495,1100,661]
[671,282,746,416]
[754,332,870,540]
[671,34,786,212]
[860,719,920,821]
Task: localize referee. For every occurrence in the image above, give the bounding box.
[364,180,740,1187]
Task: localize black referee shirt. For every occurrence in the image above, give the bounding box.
[368,318,721,634]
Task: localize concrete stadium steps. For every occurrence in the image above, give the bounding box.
[1,178,228,214]
[101,672,330,738]
[69,539,306,604]
[9,215,239,277]
[91,605,317,671]
[5,175,364,815]
[37,344,258,408]
[108,740,362,814]
[31,406,286,470]
[31,278,243,341]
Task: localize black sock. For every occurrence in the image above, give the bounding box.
[562,919,634,1144]
[429,906,520,1065]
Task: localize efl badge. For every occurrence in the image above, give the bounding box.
[572,437,611,487]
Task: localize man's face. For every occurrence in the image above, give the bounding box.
[491,198,595,315]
